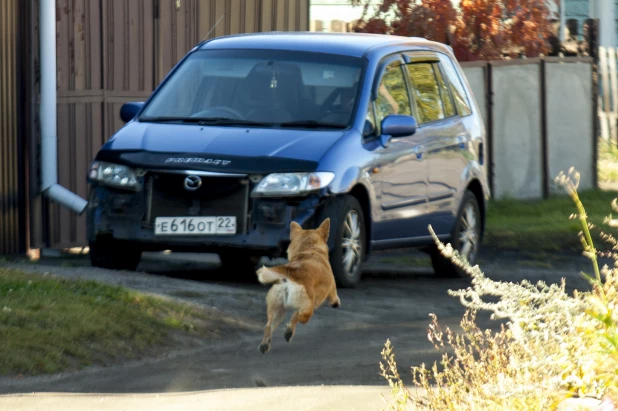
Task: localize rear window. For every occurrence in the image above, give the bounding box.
[406,63,445,124]
[438,54,473,117]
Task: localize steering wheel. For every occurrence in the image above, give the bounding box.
[191,106,244,120]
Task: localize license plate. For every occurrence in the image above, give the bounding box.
[154,217,236,235]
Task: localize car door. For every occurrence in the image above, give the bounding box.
[371,56,429,242]
[403,52,469,236]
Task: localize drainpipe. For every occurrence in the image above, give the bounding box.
[39,0,88,214]
[559,0,566,42]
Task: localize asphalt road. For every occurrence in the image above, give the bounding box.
[0,251,595,395]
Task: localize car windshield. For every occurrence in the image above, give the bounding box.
[139,49,365,129]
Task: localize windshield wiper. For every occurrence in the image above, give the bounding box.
[194,117,274,127]
[139,116,202,123]
[279,120,347,129]
[139,116,274,127]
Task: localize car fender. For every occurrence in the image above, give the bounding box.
[459,161,489,197]
[328,166,373,195]
[456,160,490,236]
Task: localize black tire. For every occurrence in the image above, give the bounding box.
[218,251,261,282]
[89,238,142,271]
[316,195,366,288]
[430,190,482,278]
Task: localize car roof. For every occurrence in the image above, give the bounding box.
[197,31,443,58]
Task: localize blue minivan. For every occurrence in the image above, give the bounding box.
[87,32,490,287]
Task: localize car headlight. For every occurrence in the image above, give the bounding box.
[252,172,335,197]
[89,161,139,191]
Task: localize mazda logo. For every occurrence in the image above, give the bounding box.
[183,175,202,191]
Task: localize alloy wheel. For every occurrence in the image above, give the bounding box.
[458,203,479,263]
[342,210,362,277]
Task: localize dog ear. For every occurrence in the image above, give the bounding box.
[290,221,302,239]
[317,218,330,241]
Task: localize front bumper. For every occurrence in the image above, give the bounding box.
[86,181,324,258]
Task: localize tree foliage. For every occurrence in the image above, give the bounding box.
[350,0,556,61]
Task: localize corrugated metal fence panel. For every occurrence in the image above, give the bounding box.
[261,0,308,31]
[50,0,104,248]
[103,0,155,141]
[0,0,25,255]
[157,0,197,84]
[157,0,310,84]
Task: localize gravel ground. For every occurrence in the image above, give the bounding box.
[0,250,597,394]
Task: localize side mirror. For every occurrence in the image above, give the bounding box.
[380,114,417,147]
[120,102,145,123]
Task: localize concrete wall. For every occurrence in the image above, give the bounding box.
[460,57,595,200]
[545,61,594,193]
[491,63,544,200]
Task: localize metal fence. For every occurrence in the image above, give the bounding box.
[0,0,27,255]
[24,0,309,250]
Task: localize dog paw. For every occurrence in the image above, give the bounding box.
[259,343,271,354]
[330,297,340,308]
[284,327,294,342]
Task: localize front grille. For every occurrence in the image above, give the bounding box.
[144,173,250,234]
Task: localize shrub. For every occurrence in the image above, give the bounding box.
[380,168,618,410]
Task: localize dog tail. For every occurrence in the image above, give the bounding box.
[256,266,287,285]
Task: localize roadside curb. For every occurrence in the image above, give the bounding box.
[0,385,406,411]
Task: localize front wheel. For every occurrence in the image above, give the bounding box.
[316,195,366,288]
[430,190,482,278]
[89,238,142,271]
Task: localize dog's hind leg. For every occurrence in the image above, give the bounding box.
[259,285,286,354]
[284,304,314,342]
[327,287,340,308]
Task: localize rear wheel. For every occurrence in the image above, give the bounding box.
[89,238,142,271]
[430,190,482,278]
[316,195,366,288]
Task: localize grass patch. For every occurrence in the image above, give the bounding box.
[599,140,618,184]
[0,267,222,376]
[486,189,618,253]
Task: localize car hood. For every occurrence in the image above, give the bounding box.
[96,122,347,174]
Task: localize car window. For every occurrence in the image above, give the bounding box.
[364,105,377,137]
[438,54,472,116]
[435,65,456,117]
[374,61,411,124]
[139,49,364,128]
[406,63,444,124]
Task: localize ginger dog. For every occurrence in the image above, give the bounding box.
[256,219,340,353]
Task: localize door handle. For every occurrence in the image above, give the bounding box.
[456,135,468,149]
[414,145,424,160]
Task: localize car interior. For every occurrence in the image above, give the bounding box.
[189,60,360,126]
